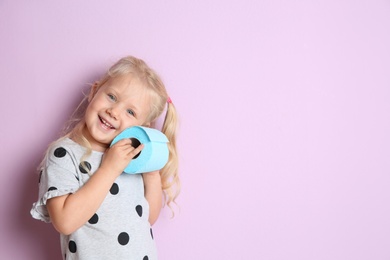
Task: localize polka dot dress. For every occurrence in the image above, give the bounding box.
[31,138,157,259]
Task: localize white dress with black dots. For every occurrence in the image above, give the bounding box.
[31,138,157,260]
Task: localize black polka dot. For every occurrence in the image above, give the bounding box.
[38,170,42,183]
[54,147,66,158]
[88,213,99,224]
[75,175,79,181]
[143,256,149,260]
[79,161,91,174]
[118,232,130,245]
[110,183,119,195]
[69,240,77,253]
[136,205,143,217]
[48,187,57,191]
[150,228,154,240]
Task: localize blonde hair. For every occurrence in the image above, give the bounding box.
[47,56,180,210]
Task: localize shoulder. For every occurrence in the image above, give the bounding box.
[44,137,103,174]
[46,138,85,165]
[47,138,103,173]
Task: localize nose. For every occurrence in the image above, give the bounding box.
[107,106,119,120]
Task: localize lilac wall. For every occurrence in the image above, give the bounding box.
[1,1,390,259]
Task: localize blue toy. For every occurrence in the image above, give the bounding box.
[110,126,169,174]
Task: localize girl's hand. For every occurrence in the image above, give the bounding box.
[100,138,144,177]
[142,170,160,177]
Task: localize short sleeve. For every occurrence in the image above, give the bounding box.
[30,145,81,223]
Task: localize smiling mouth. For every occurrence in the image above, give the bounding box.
[99,116,115,129]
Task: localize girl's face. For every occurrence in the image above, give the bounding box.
[83,75,151,152]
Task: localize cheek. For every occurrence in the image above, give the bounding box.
[84,99,104,121]
[119,117,141,130]
[89,97,106,111]
[120,119,135,128]
[84,108,96,126]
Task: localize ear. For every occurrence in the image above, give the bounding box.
[142,119,153,128]
[88,82,100,102]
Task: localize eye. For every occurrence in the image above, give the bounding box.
[126,109,135,116]
[107,93,116,101]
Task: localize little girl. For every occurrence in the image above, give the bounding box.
[31,56,180,260]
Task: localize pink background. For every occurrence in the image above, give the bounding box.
[1,1,390,259]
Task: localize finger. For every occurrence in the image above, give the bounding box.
[128,144,144,157]
[112,138,132,147]
[129,138,141,149]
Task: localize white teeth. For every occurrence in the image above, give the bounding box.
[101,117,113,128]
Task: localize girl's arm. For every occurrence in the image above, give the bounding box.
[47,167,119,235]
[143,171,163,225]
[47,139,143,235]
